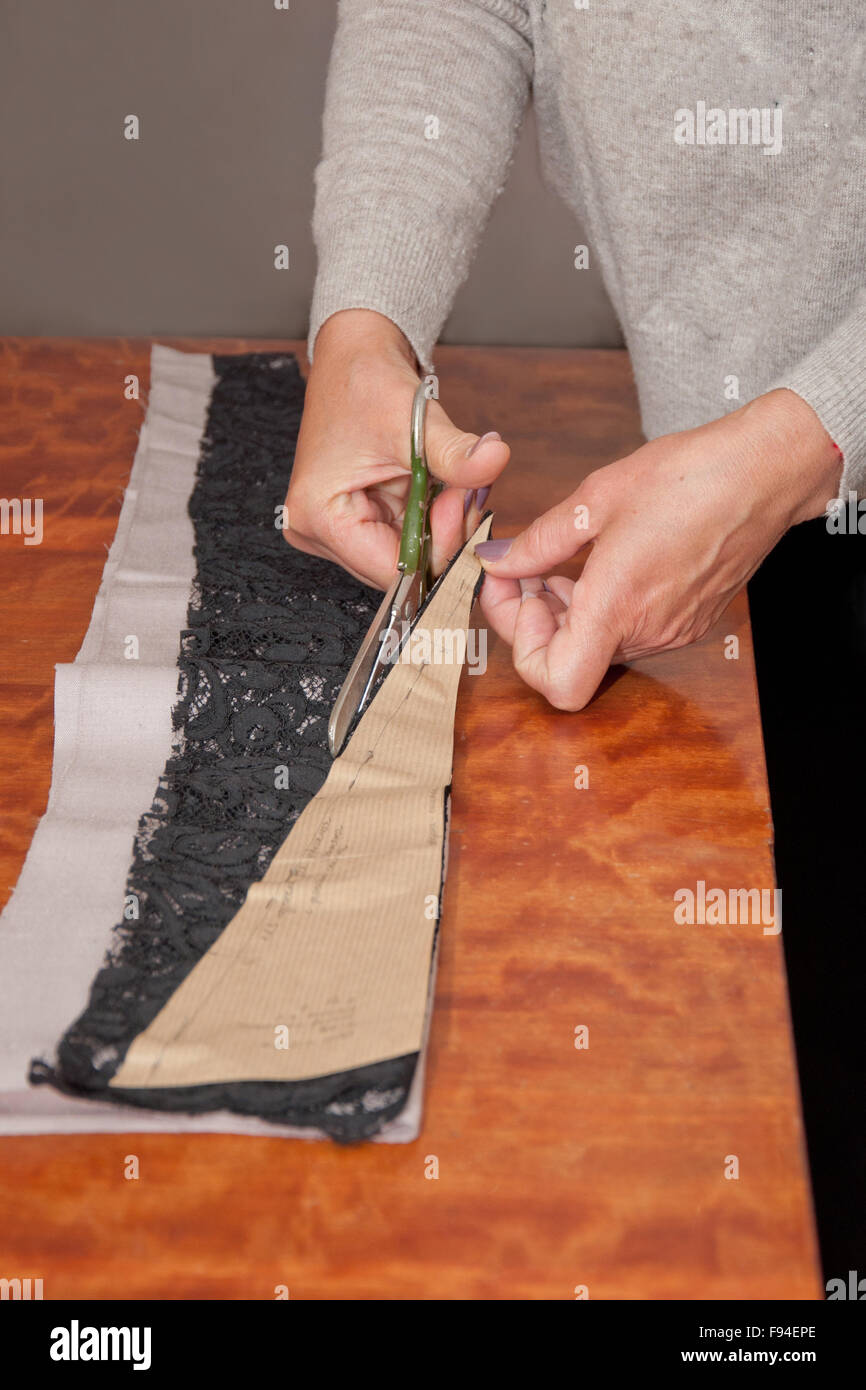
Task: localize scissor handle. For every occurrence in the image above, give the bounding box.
[398,381,433,577]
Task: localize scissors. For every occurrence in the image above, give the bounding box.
[328,378,441,756]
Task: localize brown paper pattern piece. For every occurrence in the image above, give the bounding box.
[110,516,492,1087]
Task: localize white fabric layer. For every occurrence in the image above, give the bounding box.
[0,343,424,1142]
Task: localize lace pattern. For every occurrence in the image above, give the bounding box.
[31,352,421,1142]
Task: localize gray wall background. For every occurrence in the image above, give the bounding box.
[0,0,621,347]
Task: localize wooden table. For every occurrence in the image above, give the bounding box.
[0,338,820,1299]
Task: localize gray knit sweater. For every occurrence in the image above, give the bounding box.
[309,1,865,499]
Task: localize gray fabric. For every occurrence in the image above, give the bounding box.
[309,0,866,497]
[0,343,425,1143]
[0,345,208,1114]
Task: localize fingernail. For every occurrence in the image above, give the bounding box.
[542,581,552,594]
[521,588,538,604]
[466,430,501,458]
[475,486,491,510]
[463,488,475,517]
[474,538,512,562]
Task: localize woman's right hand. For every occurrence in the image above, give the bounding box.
[283,309,510,589]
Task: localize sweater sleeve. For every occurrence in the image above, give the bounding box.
[768,290,866,500]
[308,0,533,371]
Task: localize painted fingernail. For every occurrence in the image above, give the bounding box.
[474,538,512,561]
[463,488,475,517]
[475,486,491,510]
[466,430,501,458]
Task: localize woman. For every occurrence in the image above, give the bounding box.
[283,0,864,710]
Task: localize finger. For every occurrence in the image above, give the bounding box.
[519,575,545,598]
[324,491,401,588]
[478,573,523,642]
[424,400,511,488]
[510,590,562,691]
[510,578,620,711]
[430,475,499,577]
[479,572,566,639]
[475,492,598,579]
[427,485,470,577]
[460,482,493,537]
[522,576,569,624]
[544,574,575,607]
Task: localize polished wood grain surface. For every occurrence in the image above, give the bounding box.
[0,338,819,1299]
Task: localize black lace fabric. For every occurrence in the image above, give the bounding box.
[30,351,421,1142]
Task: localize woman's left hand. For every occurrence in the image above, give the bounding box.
[476,389,842,710]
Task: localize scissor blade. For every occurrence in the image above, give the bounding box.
[328,572,425,757]
[328,577,401,757]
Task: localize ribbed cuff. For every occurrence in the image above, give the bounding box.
[769,303,866,500]
[308,211,474,374]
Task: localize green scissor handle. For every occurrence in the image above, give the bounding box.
[398,380,442,602]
